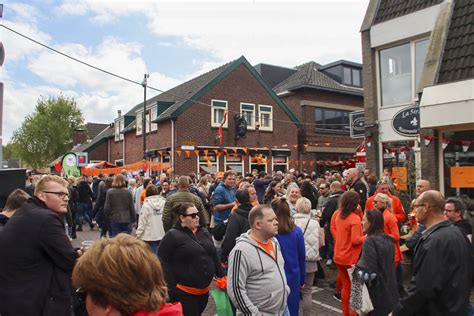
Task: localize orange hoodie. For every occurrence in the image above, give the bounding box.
[331,210,364,266]
[382,209,403,263]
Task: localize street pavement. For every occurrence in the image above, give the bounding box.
[72,228,343,315]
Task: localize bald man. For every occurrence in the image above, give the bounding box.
[346,168,368,209]
[405,180,431,250]
[395,190,471,315]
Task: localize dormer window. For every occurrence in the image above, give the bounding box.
[343,67,361,87]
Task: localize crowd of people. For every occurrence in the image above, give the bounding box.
[0,166,473,316]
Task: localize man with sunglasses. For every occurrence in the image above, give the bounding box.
[0,175,77,315]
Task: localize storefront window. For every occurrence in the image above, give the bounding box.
[272,156,288,172]
[225,155,244,174]
[199,153,218,174]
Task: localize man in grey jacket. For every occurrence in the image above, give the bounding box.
[227,205,290,315]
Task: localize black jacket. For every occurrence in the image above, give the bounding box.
[357,234,398,316]
[395,220,472,316]
[220,203,253,263]
[76,181,93,203]
[158,224,224,299]
[321,191,343,228]
[348,178,368,210]
[0,197,77,316]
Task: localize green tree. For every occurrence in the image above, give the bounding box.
[10,95,84,169]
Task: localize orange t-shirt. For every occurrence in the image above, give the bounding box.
[332,211,364,266]
[253,237,276,260]
[365,192,406,223]
[382,209,403,263]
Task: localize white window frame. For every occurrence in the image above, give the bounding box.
[197,153,219,174]
[224,154,244,174]
[211,99,228,128]
[272,155,289,172]
[114,117,124,141]
[136,110,143,136]
[150,105,158,132]
[249,154,268,173]
[377,38,429,108]
[258,105,273,131]
[240,103,255,130]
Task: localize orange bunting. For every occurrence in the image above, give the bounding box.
[176,150,182,157]
[310,160,315,166]
[204,149,209,156]
[232,148,238,154]
[168,150,173,156]
[302,160,307,165]
[242,148,248,153]
[194,150,200,157]
[213,149,219,155]
[292,144,298,149]
[185,150,191,158]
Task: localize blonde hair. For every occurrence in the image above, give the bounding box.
[72,234,167,315]
[375,193,392,210]
[112,174,127,188]
[34,175,68,194]
[296,197,311,214]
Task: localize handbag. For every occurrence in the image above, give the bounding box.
[348,266,374,314]
[210,289,234,316]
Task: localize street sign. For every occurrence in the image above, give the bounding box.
[350,110,365,138]
[76,152,88,167]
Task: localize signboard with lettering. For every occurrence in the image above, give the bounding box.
[392,106,420,137]
[350,110,365,138]
[392,167,408,191]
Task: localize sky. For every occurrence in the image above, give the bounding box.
[0,0,370,143]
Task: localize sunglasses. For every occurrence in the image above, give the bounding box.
[183,212,199,219]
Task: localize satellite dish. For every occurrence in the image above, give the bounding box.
[0,42,4,67]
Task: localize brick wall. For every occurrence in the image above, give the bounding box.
[113,63,299,175]
[420,129,440,190]
[88,141,109,162]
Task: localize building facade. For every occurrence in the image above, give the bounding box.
[257,60,364,172]
[361,0,473,196]
[79,56,302,176]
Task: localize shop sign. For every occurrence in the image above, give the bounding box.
[392,106,420,137]
[350,111,365,138]
[62,152,81,177]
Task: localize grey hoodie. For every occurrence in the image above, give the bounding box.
[227,231,290,316]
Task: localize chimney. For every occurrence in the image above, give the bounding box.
[73,128,87,146]
[118,110,122,118]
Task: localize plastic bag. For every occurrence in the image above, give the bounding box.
[210,289,234,316]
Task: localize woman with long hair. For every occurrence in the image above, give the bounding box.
[104,174,136,237]
[271,197,306,316]
[331,191,364,316]
[262,180,283,204]
[356,209,398,315]
[158,203,225,316]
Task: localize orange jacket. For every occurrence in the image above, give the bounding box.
[365,192,406,223]
[382,209,403,263]
[331,210,364,266]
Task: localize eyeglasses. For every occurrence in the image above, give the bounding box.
[183,212,199,219]
[413,203,427,209]
[42,191,69,199]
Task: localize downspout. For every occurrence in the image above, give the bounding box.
[123,132,126,165]
[107,138,111,162]
[171,118,175,178]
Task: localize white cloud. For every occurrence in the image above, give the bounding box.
[8,3,41,23]
[1,20,52,61]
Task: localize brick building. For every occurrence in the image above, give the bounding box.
[256,60,364,172]
[78,56,302,176]
[360,0,473,196]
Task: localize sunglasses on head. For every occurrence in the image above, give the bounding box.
[183,212,199,219]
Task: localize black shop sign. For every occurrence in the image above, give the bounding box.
[392,106,420,137]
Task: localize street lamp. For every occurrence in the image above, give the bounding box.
[141,73,149,161]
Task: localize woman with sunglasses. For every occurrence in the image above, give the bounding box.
[158,203,225,316]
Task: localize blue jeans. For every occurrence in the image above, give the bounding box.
[145,240,160,255]
[109,222,132,238]
[76,202,93,227]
